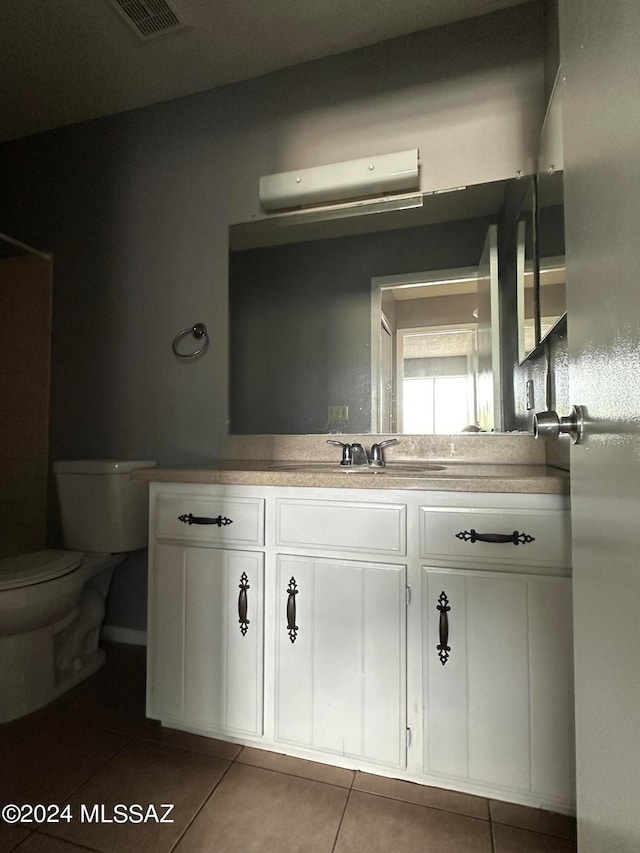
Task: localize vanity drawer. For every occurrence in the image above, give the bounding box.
[276,498,406,556]
[420,506,571,570]
[155,494,265,547]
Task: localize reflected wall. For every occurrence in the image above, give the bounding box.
[230,216,494,434]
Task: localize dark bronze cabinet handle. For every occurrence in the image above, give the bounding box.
[238,572,250,636]
[437,591,451,665]
[286,577,298,643]
[455,529,534,545]
[178,513,233,527]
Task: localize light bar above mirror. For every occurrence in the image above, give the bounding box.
[259,149,420,212]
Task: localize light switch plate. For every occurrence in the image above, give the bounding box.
[328,405,349,422]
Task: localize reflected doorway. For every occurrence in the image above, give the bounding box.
[371,225,500,434]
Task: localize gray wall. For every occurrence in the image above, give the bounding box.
[0,3,545,629]
[1,4,544,466]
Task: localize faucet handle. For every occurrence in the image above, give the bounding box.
[370,438,398,466]
[327,440,352,466]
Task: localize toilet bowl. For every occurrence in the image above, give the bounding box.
[0,459,156,723]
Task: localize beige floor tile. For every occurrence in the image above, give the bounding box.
[354,771,489,820]
[0,681,104,755]
[13,832,100,852]
[44,737,230,853]
[174,762,349,853]
[44,642,147,736]
[0,721,126,853]
[0,822,30,853]
[490,800,577,840]
[334,790,492,853]
[50,683,146,737]
[0,719,128,806]
[139,720,243,760]
[90,644,147,695]
[493,823,578,852]
[237,746,355,788]
[0,717,28,760]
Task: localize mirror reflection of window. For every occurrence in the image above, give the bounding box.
[400,328,476,434]
[403,376,471,434]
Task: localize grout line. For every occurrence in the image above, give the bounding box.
[225,757,355,791]
[490,819,577,842]
[330,772,356,853]
[28,827,104,852]
[490,819,498,853]
[347,785,490,823]
[32,726,141,827]
[134,730,244,762]
[167,757,237,853]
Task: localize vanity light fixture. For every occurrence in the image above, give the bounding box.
[273,191,424,226]
[259,149,420,213]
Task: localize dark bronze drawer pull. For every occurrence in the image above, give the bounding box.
[286,577,298,643]
[178,513,233,527]
[437,591,451,666]
[455,529,534,545]
[238,572,250,636]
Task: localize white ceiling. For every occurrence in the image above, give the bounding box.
[0,0,531,144]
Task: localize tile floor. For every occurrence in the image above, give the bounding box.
[0,643,577,853]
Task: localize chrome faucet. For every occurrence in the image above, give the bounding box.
[349,442,369,466]
[327,438,399,467]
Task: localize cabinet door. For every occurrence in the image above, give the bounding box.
[275,554,406,769]
[423,567,574,807]
[148,544,264,737]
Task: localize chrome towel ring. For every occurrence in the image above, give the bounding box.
[172,322,209,359]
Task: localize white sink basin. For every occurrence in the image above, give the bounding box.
[264,462,446,474]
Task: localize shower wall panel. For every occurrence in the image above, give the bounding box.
[0,255,52,556]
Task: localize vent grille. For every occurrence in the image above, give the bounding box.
[107,0,186,41]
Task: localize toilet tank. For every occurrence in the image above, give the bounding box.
[53,460,157,553]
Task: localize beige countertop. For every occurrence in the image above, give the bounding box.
[133,460,569,494]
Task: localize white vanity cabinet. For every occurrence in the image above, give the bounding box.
[273,496,408,768]
[145,480,574,813]
[419,497,574,811]
[274,554,406,769]
[423,568,574,802]
[147,488,265,737]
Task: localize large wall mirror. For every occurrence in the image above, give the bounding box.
[229,179,522,436]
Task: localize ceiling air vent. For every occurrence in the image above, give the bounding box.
[107,0,187,42]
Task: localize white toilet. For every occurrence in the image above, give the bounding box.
[0,459,156,723]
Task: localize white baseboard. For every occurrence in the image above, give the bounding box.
[101,626,147,646]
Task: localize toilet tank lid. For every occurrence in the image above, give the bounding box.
[53,460,157,475]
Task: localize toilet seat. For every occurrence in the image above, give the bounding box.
[0,550,84,591]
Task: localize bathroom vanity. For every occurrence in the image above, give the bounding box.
[139,457,574,814]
